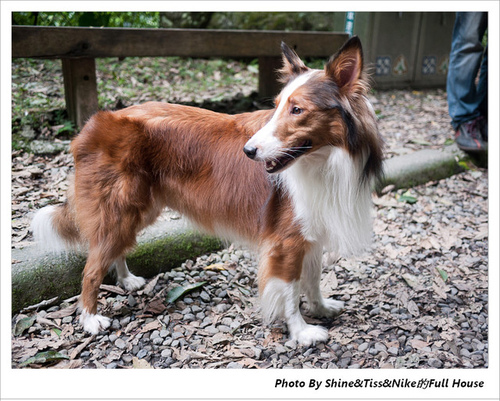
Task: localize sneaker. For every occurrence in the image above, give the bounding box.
[455,117,487,153]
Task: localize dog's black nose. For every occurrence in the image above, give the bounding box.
[243,145,258,159]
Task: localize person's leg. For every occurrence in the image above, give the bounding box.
[477,45,488,141]
[447,12,488,129]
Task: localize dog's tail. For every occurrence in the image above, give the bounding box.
[31,183,82,253]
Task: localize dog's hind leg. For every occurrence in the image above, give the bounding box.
[301,245,344,318]
[79,245,116,334]
[113,256,146,291]
[78,211,144,334]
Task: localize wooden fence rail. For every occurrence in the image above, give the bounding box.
[12,26,348,127]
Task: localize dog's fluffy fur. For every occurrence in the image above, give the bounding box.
[32,36,383,345]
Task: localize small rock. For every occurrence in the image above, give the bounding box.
[136,349,148,359]
[253,347,262,360]
[358,342,369,352]
[217,325,231,333]
[227,362,243,368]
[204,325,219,335]
[30,139,70,155]
[191,305,202,313]
[274,345,287,355]
[460,348,471,357]
[127,295,137,308]
[115,338,127,349]
[161,349,172,358]
[428,357,443,368]
[200,291,211,302]
[172,332,184,340]
[214,304,230,313]
[184,313,196,321]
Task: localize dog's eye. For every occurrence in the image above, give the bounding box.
[291,106,302,115]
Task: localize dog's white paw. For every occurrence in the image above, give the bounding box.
[118,273,146,292]
[310,298,344,318]
[80,311,111,335]
[294,325,329,347]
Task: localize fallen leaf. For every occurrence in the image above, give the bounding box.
[410,339,429,350]
[20,350,69,367]
[45,302,78,319]
[211,332,231,345]
[263,328,283,347]
[141,274,161,296]
[397,190,418,204]
[239,357,259,368]
[36,315,61,329]
[140,320,162,333]
[132,357,153,369]
[124,320,141,334]
[13,315,36,336]
[435,267,448,282]
[70,336,95,360]
[320,270,338,297]
[144,298,167,314]
[407,300,420,317]
[474,224,488,240]
[401,273,419,289]
[204,263,226,271]
[99,284,126,295]
[166,281,207,303]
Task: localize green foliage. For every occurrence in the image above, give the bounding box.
[166,282,207,303]
[12,11,337,31]
[13,315,36,336]
[435,267,448,282]
[20,351,69,367]
[396,190,418,204]
[12,12,160,28]
[209,12,337,31]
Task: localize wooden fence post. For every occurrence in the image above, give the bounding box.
[258,56,283,102]
[61,58,98,128]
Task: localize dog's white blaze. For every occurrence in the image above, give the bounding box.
[245,70,315,160]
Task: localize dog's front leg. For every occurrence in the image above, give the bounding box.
[301,245,344,317]
[258,241,329,346]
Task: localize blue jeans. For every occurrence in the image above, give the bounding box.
[447,12,488,130]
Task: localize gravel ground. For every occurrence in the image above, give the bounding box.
[11,88,489,369]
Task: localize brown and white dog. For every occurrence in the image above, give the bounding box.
[32,36,383,346]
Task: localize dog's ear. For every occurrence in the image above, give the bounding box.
[279,42,309,84]
[325,36,364,95]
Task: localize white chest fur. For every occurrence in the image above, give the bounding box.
[280,147,374,258]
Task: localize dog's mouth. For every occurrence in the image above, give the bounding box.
[264,140,313,173]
